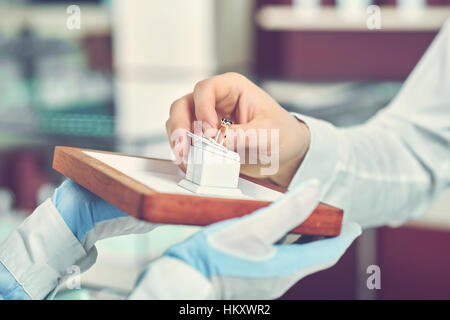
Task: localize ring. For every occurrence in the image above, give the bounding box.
[215,118,233,145]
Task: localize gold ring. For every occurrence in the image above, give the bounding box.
[215,118,233,145]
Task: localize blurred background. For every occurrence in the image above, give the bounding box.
[0,0,449,299]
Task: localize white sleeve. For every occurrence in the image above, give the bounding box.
[128,257,215,300]
[289,19,450,228]
[0,199,97,299]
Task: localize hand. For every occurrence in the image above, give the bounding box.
[129,180,361,300]
[0,179,159,300]
[52,179,158,251]
[165,72,311,188]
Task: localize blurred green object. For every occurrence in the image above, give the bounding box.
[0,219,19,241]
[37,108,114,137]
[0,22,115,139]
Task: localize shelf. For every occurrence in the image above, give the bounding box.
[0,4,110,37]
[257,5,450,32]
[0,107,116,148]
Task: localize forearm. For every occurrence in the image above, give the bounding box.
[290,116,439,228]
[290,19,450,228]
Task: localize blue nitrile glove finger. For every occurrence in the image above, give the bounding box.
[52,179,158,251]
[129,180,362,300]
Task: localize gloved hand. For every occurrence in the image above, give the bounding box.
[52,179,158,251]
[0,179,157,300]
[129,180,361,300]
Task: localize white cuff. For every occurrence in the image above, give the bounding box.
[0,199,91,299]
[288,113,340,193]
[129,256,215,300]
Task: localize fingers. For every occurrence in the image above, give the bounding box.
[168,94,194,129]
[192,73,245,130]
[166,94,195,167]
[167,73,248,139]
[209,179,321,252]
[242,179,321,245]
[335,222,362,244]
[167,73,249,163]
[292,222,362,254]
[277,222,362,272]
[192,79,220,130]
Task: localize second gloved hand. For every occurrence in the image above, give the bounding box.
[0,179,158,300]
[129,180,361,300]
[52,179,158,251]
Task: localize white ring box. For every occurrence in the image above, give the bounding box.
[178,132,243,197]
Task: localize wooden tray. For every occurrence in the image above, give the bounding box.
[52,146,343,236]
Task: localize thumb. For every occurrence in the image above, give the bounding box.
[205,179,320,260]
[209,179,321,246]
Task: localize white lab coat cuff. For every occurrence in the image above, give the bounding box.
[288,113,340,193]
[0,199,91,299]
[129,256,215,300]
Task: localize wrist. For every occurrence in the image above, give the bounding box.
[287,114,340,192]
[270,121,311,188]
[52,184,95,245]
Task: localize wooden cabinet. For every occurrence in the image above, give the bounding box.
[254,0,449,81]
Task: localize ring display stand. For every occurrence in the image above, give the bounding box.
[52,146,344,236]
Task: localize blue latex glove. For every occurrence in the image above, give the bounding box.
[129,180,361,300]
[52,179,158,251]
[0,179,157,300]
